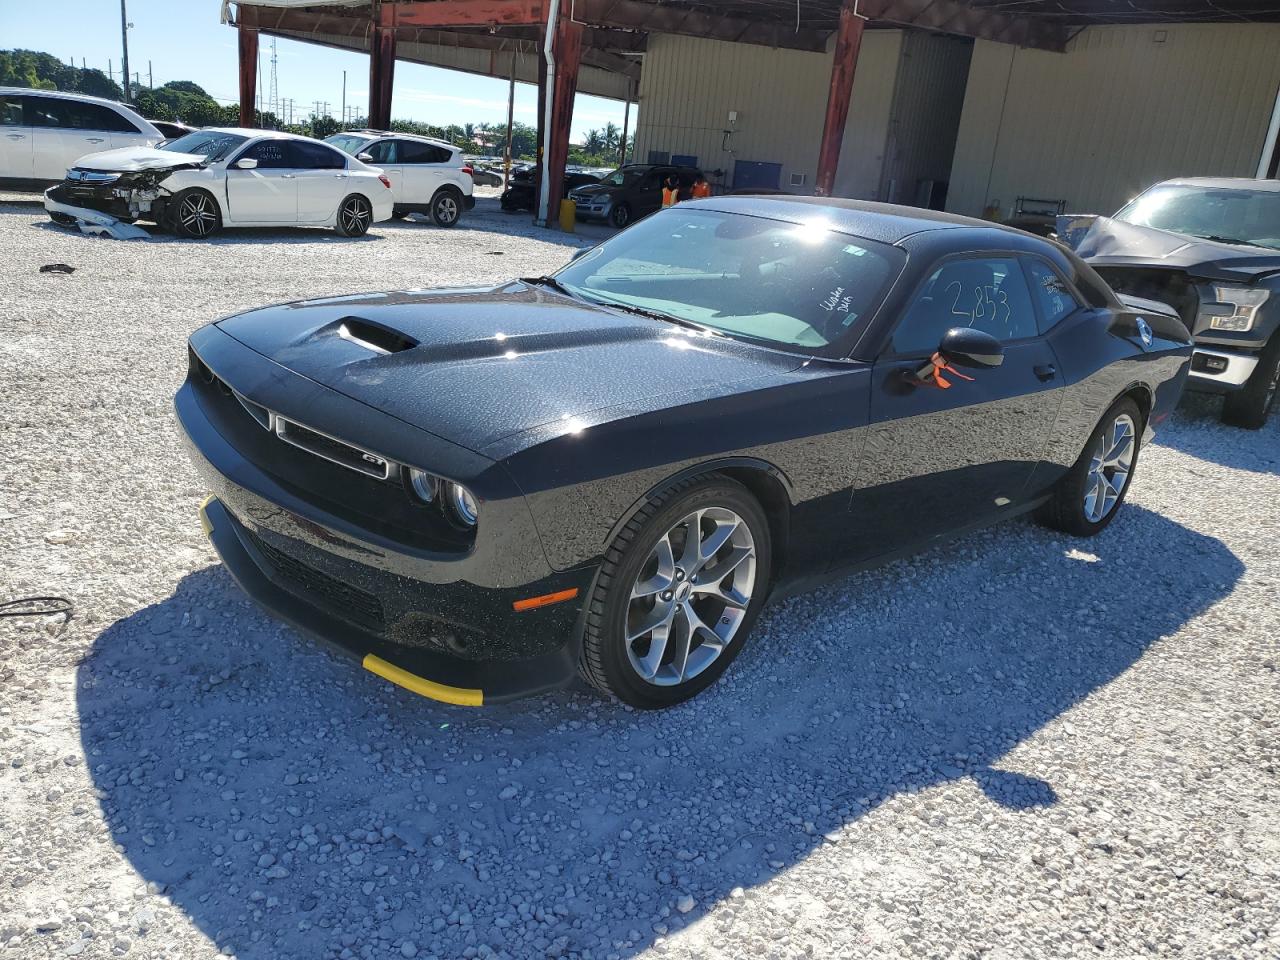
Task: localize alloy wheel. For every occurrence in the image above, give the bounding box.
[340,197,372,235]
[435,195,459,224]
[179,194,217,238]
[1084,412,1135,523]
[625,507,756,687]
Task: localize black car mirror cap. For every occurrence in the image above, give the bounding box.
[570,247,592,262]
[938,327,1004,368]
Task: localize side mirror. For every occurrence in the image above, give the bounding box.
[356,152,375,163]
[233,157,258,170]
[938,327,1004,368]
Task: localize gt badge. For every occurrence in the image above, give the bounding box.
[1136,317,1153,347]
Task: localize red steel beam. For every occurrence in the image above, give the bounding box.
[238,23,259,128]
[814,2,864,198]
[369,6,398,129]
[382,0,548,28]
[545,13,583,224]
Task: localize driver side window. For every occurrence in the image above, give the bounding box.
[891,256,1037,355]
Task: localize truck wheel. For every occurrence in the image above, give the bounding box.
[1221,336,1280,429]
[579,476,772,709]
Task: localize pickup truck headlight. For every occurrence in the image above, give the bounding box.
[1205,285,1268,331]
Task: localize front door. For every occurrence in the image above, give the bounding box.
[226,139,298,223]
[845,254,1064,560]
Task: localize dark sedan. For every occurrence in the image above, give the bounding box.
[176,198,1191,709]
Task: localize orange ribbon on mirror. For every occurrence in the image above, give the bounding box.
[916,352,976,390]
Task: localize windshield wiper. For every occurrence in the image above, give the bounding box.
[576,291,714,333]
[1199,234,1258,248]
[523,275,578,298]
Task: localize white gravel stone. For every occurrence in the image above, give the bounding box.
[1,193,1277,960]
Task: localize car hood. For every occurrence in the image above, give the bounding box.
[73,146,206,173]
[568,183,617,198]
[213,282,803,455]
[1058,214,1280,283]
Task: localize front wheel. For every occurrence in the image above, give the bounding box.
[167,189,221,239]
[579,477,772,708]
[335,194,373,237]
[1039,397,1143,537]
[430,188,462,227]
[1221,337,1280,429]
[609,203,631,229]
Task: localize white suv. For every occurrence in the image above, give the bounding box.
[325,130,474,227]
[1,87,162,190]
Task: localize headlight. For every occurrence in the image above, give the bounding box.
[1205,285,1269,331]
[445,482,479,527]
[407,468,438,503]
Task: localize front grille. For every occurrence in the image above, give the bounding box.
[273,415,391,480]
[245,528,385,629]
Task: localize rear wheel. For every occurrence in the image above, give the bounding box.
[579,476,772,708]
[335,194,373,237]
[1221,336,1280,429]
[1039,397,1142,537]
[167,189,221,239]
[430,188,463,227]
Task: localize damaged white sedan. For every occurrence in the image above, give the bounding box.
[44,128,394,239]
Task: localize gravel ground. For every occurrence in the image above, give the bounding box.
[1,195,1277,960]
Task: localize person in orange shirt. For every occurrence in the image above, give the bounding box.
[661,175,680,208]
[691,174,712,199]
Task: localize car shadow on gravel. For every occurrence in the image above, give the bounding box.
[78,505,1241,959]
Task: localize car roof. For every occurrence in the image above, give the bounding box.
[346,129,458,150]
[1151,177,1280,192]
[203,127,333,142]
[0,85,131,108]
[688,195,1024,244]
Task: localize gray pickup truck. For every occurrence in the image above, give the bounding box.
[1059,178,1280,429]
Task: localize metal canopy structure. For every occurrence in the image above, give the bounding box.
[226,0,1280,222]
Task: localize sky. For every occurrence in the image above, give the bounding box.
[0,0,631,141]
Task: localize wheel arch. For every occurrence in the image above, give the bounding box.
[1116,380,1154,426]
[605,457,794,584]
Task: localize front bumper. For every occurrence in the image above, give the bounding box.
[570,197,610,221]
[1186,347,1259,394]
[44,187,151,240]
[199,497,583,705]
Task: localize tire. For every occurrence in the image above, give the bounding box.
[390,209,411,221]
[609,203,632,229]
[335,194,373,237]
[1221,336,1280,429]
[430,188,463,228]
[579,476,772,709]
[166,188,221,239]
[1039,397,1143,537]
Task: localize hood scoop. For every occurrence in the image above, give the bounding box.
[336,317,419,356]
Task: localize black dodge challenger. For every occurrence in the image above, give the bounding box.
[176,197,1192,708]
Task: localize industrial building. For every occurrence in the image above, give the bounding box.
[227,1,1280,224]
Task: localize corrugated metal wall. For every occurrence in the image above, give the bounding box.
[878,32,973,205]
[631,31,903,196]
[947,23,1280,218]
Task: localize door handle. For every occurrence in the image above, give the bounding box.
[1033,363,1057,382]
[6,133,25,140]
[281,173,296,179]
[85,137,105,143]
[334,173,349,178]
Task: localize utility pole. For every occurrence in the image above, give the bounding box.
[268,38,279,122]
[107,59,113,84]
[341,70,347,130]
[119,0,131,104]
[148,60,153,88]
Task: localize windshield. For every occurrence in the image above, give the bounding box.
[1116,184,1280,250]
[600,168,644,188]
[324,134,372,156]
[553,209,904,351]
[161,131,248,162]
